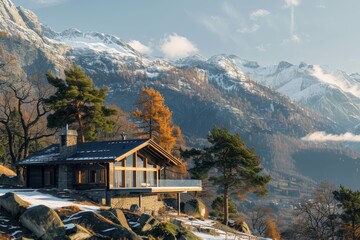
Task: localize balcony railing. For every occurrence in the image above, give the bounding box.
[112,179,202,189]
[157,179,202,188]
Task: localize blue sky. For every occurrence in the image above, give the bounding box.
[12,0,360,73]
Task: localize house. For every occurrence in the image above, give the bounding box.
[18,127,202,213]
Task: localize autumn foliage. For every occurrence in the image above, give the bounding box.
[133,87,182,153]
[265,218,281,240]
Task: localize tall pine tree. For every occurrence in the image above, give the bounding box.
[185,126,270,225]
[45,65,116,142]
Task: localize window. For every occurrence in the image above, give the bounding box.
[147,160,156,168]
[77,168,105,185]
[114,170,124,188]
[126,155,134,167]
[147,171,156,187]
[113,154,158,188]
[137,155,145,167]
[89,170,96,183]
[125,170,135,187]
[137,171,147,187]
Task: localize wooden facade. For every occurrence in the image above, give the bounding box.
[19,130,201,202]
[26,165,57,188]
[23,141,180,191]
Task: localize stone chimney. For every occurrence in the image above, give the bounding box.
[121,132,127,140]
[59,125,78,156]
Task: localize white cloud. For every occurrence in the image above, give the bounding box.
[282,34,302,44]
[160,34,198,59]
[14,0,69,8]
[284,0,301,7]
[256,45,266,52]
[250,9,270,20]
[302,131,360,142]
[311,65,360,97]
[237,24,260,34]
[128,40,152,55]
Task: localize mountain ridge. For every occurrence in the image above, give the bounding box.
[2,0,360,193]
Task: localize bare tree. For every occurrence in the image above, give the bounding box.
[249,205,273,236]
[0,76,57,174]
[294,182,341,240]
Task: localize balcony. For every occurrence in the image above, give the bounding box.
[111,179,202,193]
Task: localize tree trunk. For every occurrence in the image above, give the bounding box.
[16,166,25,185]
[5,124,16,165]
[224,185,229,226]
[77,113,85,143]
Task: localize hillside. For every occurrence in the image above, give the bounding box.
[0,0,360,198]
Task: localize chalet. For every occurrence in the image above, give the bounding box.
[18,127,202,213]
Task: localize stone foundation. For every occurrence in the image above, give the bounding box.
[80,190,165,213]
[111,194,165,213]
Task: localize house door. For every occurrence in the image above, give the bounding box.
[27,166,43,188]
[43,167,56,187]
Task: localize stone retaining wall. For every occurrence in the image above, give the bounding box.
[80,190,165,213]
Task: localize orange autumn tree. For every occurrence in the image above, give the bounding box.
[265,218,281,240]
[133,87,181,153]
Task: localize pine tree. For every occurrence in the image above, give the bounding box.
[211,196,238,218]
[185,126,270,225]
[133,87,180,152]
[333,185,360,240]
[45,65,116,142]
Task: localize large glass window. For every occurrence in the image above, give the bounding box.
[113,154,158,188]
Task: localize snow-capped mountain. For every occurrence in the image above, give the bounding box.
[196,54,360,130]
[2,0,360,190]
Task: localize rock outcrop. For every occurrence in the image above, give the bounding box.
[64,223,93,240]
[184,199,207,218]
[110,208,131,230]
[19,204,66,240]
[133,213,159,234]
[64,210,140,240]
[0,192,30,217]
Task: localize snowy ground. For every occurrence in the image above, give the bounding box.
[0,189,265,240]
[0,189,99,211]
[174,217,265,240]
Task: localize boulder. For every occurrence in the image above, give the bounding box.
[143,222,200,240]
[184,199,206,218]
[64,210,140,240]
[65,223,93,240]
[234,219,251,235]
[19,204,66,240]
[163,198,177,209]
[133,213,159,234]
[110,209,131,230]
[0,192,30,217]
[99,211,121,225]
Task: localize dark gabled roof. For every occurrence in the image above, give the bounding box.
[17,144,62,165]
[18,139,181,166]
[66,139,148,161]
